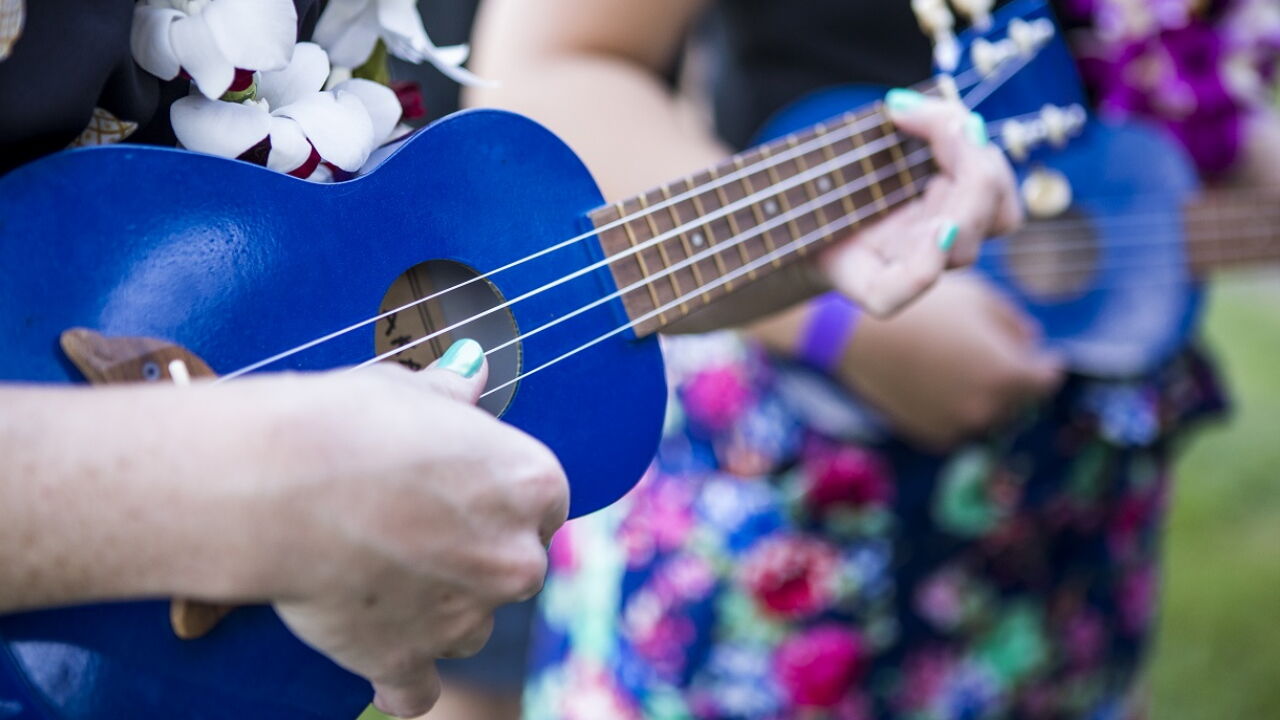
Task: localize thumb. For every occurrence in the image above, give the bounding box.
[371,662,443,719]
[413,338,490,406]
[1018,351,1066,399]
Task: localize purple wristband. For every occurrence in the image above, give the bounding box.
[797,292,861,373]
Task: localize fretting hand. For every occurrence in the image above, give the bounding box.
[819,90,1023,317]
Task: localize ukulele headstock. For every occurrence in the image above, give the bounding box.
[948,0,1089,166]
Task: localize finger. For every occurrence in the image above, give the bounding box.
[1012,351,1067,400]
[823,215,949,317]
[887,90,1022,257]
[439,613,495,659]
[372,659,443,719]
[989,146,1025,236]
[913,175,987,268]
[883,90,974,174]
[415,338,490,405]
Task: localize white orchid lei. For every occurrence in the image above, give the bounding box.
[130,0,481,181]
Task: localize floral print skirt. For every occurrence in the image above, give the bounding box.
[525,333,1224,720]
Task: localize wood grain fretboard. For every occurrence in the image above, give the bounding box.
[591,104,934,336]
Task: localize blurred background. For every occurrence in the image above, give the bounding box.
[378,2,1280,718]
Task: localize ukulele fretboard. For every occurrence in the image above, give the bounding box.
[591,104,933,336]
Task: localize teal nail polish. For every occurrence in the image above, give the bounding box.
[438,338,484,378]
[937,222,960,252]
[966,112,989,146]
[885,88,926,114]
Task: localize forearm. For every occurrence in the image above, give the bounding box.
[0,384,286,613]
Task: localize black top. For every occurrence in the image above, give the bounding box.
[0,0,322,175]
[703,0,1069,149]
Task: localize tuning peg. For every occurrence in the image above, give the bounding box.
[1008,17,1055,56]
[966,17,1056,79]
[999,104,1087,161]
[951,0,994,31]
[913,0,961,72]
[1040,104,1079,148]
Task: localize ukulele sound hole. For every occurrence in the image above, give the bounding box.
[375,260,520,416]
[1007,208,1099,301]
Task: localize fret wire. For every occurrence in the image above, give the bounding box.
[817,119,861,218]
[618,201,668,326]
[881,114,917,197]
[662,185,712,306]
[788,132,839,252]
[637,192,688,315]
[711,165,758,281]
[732,155,781,270]
[761,144,807,257]
[686,177,735,293]
[855,118,891,214]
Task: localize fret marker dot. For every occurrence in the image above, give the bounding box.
[817,177,833,192]
[691,232,706,247]
[764,200,780,215]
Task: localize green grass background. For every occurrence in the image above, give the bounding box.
[363,276,1280,720]
[1151,274,1280,719]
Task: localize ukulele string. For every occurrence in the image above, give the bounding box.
[219,58,1037,380]
[219,112,901,381]
[354,147,936,371]
[479,172,934,399]
[977,225,1280,280]
[970,207,1280,259]
[342,138,933,372]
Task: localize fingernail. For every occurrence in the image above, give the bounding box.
[966,112,989,146]
[885,88,926,114]
[937,221,960,251]
[438,338,484,379]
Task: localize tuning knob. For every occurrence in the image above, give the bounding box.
[952,0,995,31]
[999,104,1087,161]
[913,0,961,72]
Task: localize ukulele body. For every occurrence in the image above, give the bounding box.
[755,0,1204,377]
[0,109,666,718]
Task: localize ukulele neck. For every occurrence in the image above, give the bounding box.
[590,103,935,336]
[1185,188,1280,276]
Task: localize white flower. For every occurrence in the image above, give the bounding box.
[171,42,402,178]
[313,0,490,86]
[131,0,298,99]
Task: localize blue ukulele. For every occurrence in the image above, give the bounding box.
[1,0,1237,717]
[763,0,1280,379]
